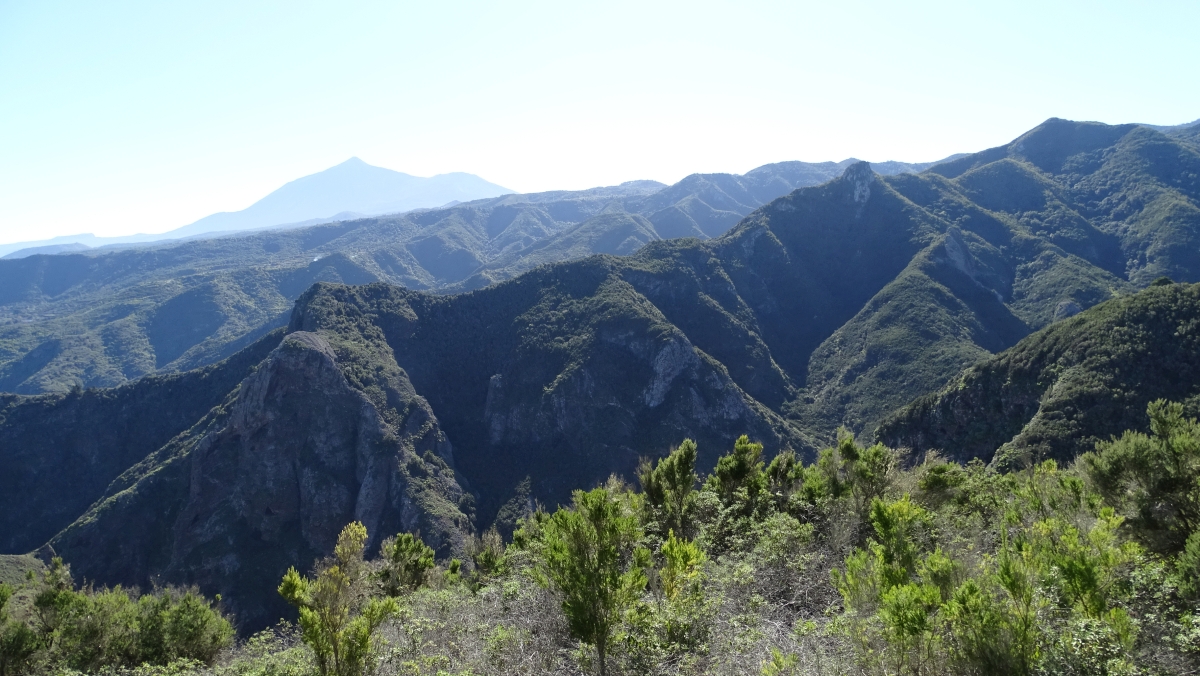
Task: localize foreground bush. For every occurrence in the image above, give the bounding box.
[9,403,1200,676]
[0,558,232,675]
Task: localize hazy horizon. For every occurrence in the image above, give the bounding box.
[2,0,1197,245]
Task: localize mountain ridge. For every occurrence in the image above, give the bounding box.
[0,156,954,394]
[876,281,1200,468]
[1,118,1199,629]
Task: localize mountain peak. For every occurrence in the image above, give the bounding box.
[159,160,510,240]
[839,161,876,205]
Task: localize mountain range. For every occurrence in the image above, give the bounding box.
[0,157,948,394]
[0,158,513,259]
[0,117,1198,629]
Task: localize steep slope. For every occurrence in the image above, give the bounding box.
[450,211,663,289]
[877,282,1200,468]
[0,250,378,392]
[288,272,810,523]
[2,120,1195,457]
[0,183,666,394]
[931,119,1200,285]
[786,228,1031,436]
[0,329,284,553]
[41,329,473,630]
[1169,122,1200,153]
[785,119,1200,441]
[271,155,1098,521]
[12,117,1199,508]
[7,120,1200,626]
[628,158,949,239]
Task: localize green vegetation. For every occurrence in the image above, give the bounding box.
[279,523,399,676]
[377,534,435,598]
[0,159,871,395]
[533,485,649,676]
[638,438,699,537]
[0,558,232,675]
[879,282,1200,466]
[2,118,1200,673]
[6,401,1200,675]
[1082,400,1200,554]
[0,558,42,588]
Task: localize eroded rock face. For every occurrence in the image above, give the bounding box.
[170,332,469,620]
[842,161,875,212]
[181,335,393,553]
[52,331,471,630]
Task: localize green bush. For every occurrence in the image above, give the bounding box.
[0,558,232,676]
[536,486,649,676]
[376,532,435,597]
[1083,399,1200,553]
[279,522,398,676]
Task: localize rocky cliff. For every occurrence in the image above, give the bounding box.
[0,329,284,553]
[49,331,472,629]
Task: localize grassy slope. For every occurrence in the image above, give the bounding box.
[0,554,43,586]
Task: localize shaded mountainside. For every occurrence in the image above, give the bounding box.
[253,117,1200,520]
[2,118,1199,629]
[0,159,944,395]
[287,273,811,525]
[877,282,1200,468]
[0,328,284,554]
[37,330,474,630]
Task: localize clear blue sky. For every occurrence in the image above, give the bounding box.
[1,0,1197,244]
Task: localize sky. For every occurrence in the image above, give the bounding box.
[1,0,1198,244]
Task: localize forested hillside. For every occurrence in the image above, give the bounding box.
[0,159,939,395]
[877,280,1200,468]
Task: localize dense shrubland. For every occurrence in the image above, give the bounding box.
[0,559,232,675]
[4,401,1200,675]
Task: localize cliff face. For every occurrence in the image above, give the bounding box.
[0,329,284,553]
[289,273,811,523]
[51,331,471,630]
[276,125,1200,523]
